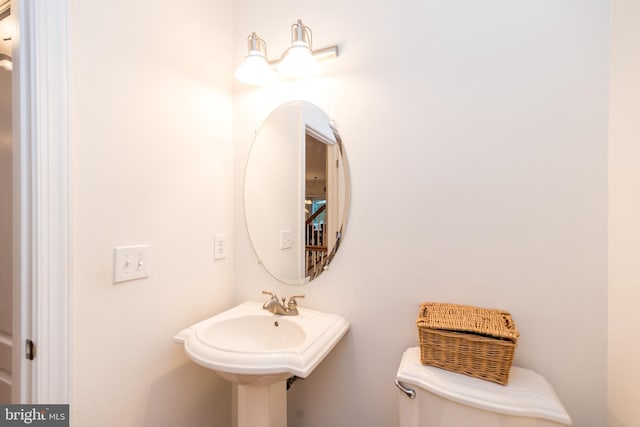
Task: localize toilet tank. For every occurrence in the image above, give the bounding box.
[396,347,571,427]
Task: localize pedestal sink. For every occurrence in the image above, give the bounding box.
[174,301,350,427]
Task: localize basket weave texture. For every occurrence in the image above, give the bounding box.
[416,302,519,385]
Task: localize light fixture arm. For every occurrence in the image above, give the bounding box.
[268,45,338,67]
[308,45,339,62]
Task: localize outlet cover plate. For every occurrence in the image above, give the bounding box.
[214,234,227,260]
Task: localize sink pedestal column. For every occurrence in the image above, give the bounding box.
[237,381,287,427]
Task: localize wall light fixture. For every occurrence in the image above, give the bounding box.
[235,19,338,86]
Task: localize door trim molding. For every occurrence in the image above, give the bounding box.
[13,0,71,404]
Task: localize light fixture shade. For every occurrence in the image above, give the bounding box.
[278,43,320,79]
[234,33,276,86]
[235,52,276,86]
[277,19,321,79]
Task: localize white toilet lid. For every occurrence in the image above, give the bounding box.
[396,347,571,425]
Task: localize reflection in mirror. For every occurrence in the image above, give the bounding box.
[244,101,349,285]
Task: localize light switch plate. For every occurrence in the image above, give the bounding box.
[114,245,151,283]
[214,234,227,260]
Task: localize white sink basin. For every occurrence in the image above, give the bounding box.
[174,301,350,385]
[202,315,306,352]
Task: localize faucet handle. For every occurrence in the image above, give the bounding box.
[262,290,277,300]
[287,294,305,308]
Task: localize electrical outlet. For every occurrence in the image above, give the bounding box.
[113,245,150,283]
[214,234,227,260]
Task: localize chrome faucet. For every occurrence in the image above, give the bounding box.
[262,291,305,316]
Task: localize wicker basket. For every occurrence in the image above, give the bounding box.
[416,302,519,385]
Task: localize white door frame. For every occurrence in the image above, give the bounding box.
[13,0,70,404]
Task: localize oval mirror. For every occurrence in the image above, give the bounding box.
[244,101,350,285]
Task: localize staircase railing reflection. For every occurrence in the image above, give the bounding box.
[305,204,327,279]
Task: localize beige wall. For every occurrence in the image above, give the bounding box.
[69,0,234,425]
[233,2,608,426]
[609,0,640,426]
